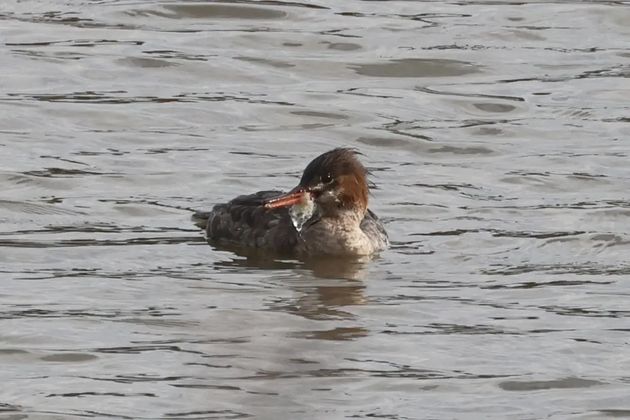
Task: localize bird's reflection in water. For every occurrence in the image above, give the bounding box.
[210,243,371,340]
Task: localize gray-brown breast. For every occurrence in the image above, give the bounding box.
[205,190,299,253]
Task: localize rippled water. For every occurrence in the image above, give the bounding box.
[2,0,630,418]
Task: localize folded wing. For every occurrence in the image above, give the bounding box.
[194,190,300,253]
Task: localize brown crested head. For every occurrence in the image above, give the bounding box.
[297,148,369,215]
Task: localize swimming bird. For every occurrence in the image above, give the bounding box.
[193,148,388,257]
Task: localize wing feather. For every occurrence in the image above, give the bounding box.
[198,190,299,253]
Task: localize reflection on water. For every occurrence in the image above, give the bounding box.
[213,247,371,337]
[1,0,630,419]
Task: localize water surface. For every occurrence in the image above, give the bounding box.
[1,0,630,419]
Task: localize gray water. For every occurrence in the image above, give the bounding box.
[1,1,630,419]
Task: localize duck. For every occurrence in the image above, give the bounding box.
[193,148,388,256]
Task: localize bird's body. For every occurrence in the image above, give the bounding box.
[193,149,388,257]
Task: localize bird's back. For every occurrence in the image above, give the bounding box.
[193,190,299,254]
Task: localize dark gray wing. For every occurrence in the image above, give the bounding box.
[194,190,299,253]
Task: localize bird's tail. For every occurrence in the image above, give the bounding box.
[191,211,211,230]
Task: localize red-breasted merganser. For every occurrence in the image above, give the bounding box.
[193,148,389,256]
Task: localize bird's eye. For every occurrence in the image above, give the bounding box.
[321,173,333,184]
